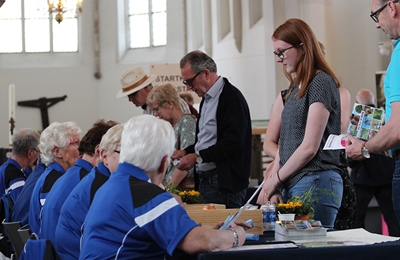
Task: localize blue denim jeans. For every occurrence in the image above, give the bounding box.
[198,169,246,208]
[392,159,400,225]
[281,170,343,228]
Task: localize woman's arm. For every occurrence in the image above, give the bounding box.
[277,102,330,182]
[257,160,283,205]
[263,102,330,201]
[263,94,283,158]
[339,87,351,134]
[168,168,188,187]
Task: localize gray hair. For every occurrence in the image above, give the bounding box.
[98,124,124,163]
[120,115,174,173]
[12,128,40,156]
[179,50,217,74]
[39,121,81,166]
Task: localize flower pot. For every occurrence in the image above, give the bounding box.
[278,214,295,221]
[294,215,310,221]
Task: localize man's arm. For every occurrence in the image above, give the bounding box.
[346,102,400,159]
[177,225,246,254]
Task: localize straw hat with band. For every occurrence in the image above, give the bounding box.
[116,67,157,99]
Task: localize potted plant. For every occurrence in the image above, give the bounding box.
[166,183,204,204]
[275,184,317,220]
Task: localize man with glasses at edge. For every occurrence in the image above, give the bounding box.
[0,128,40,202]
[346,0,400,224]
[172,50,252,209]
[116,67,191,115]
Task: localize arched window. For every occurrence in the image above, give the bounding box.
[128,0,166,48]
[0,0,79,53]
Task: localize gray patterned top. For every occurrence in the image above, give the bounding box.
[165,114,196,182]
[279,71,342,189]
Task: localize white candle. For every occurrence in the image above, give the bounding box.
[9,84,15,145]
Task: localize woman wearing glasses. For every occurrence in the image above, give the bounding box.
[55,124,123,260]
[261,18,343,228]
[147,83,196,190]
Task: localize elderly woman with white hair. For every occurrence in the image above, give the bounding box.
[28,121,81,235]
[54,124,124,260]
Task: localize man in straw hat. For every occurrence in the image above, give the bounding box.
[116,67,190,115]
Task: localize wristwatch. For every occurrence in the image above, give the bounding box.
[196,153,203,164]
[361,143,370,159]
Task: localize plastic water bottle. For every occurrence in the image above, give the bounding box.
[261,202,275,231]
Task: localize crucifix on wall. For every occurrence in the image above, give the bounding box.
[18,95,67,130]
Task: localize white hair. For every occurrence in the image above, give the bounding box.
[39,121,81,166]
[98,123,124,163]
[120,115,175,173]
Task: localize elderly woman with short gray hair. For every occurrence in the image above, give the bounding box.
[147,83,196,190]
[29,121,81,235]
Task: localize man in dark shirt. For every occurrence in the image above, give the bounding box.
[173,50,252,208]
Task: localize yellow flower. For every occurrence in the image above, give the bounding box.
[275,185,317,217]
[166,184,204,204]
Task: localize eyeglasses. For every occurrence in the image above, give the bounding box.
[182,71,202,87]
[370,0,399,23]
[273,45,296,59]
[31,148,40,154]
[153,102,165,112]
[114,150,120,154]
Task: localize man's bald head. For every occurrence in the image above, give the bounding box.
[356,89,375,106]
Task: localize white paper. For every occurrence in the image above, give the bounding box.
[323,134,347,150]
[292,228,400,244]
[326,228,400,243]
[226,242,298,251]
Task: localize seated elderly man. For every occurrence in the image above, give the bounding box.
[80,115,246,259]
[29,121,81,235]
[0,128,40,202]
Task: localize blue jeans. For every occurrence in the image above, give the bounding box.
[392,159,400,225]
[281,170,343,228]
[198,169,246,208]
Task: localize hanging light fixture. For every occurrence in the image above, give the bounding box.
[47,0,83,24]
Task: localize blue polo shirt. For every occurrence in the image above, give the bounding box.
[55,163,110,260]
[80,163,199,259]
[12,160,46,225]
[40,158,92,243]
[385,39,400,154]
[0,158,26,202]
[28,162,65,235]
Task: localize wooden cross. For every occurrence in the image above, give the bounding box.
[18,95,67,130]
